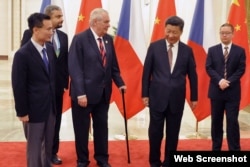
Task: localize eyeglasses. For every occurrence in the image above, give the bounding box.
[220,32,232,36]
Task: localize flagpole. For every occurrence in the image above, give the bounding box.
[121,89,131,163]
[186,120,207,139]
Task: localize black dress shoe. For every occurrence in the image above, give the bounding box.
[97,163,111,167]
[77,162,89,167]
[51,154,62,165]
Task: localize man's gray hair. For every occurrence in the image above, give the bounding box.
[89,8,108,26]
[44,5,61,16]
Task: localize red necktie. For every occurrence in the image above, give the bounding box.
[97,38,106,66]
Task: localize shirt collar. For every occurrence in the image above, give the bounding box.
[31,38,46,52]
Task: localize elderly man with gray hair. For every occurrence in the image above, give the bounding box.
[68,8,126,167]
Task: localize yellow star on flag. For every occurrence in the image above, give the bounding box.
[234,24,241,31]
[154,17,160,25]
[78,14,85,22]
[232,0,240,6]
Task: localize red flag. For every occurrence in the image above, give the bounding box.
[112,0,147,119]
[62,0,102,112]
[151,0,176,42]
[227,0,250,109]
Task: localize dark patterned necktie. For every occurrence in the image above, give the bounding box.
[97,38,106,66]
[168,44,173,70]
[224,46,229,79]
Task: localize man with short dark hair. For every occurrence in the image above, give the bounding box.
[142,16,198,167]
[20,5,69,165]
[12,12,56,167]
[206,23,246,151]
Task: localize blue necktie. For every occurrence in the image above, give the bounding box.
[42,48,49,72]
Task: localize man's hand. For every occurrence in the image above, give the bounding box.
[119,85,127,93]
[219,79,230,90]
[78,96,88,107]
[191,101,197,110]
[142,97,149,107]
[18,115,29,122]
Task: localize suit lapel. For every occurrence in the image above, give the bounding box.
[172,42,184,74]
[227,44,236,62]
[103,35,109,68]
[30,42,50,76]
[159,40,171,73]
[217,44,225,64]
[87,30,104,67]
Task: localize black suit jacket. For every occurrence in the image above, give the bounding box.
[21,29,69,94]
[68,29,125,103]
[206,43,246,101]
[12,41,56,122]
[142,39,198,112]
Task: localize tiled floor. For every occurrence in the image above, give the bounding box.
[1,58,250,142]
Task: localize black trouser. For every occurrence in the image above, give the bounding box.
[211,99,240,151]
[71,95,110,164]
[52,93,63,155]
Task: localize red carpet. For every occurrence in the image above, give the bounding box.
[1,139,250,167]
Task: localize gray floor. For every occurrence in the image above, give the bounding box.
[1,58,250,142]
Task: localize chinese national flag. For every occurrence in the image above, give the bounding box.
[227,0,250,109]
[75,0,102,34]
[62,0,102,112]
[151,0,176,42]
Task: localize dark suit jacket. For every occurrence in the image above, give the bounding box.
[12,41,56,123]
[142,39,198,112]
[21,29,69,95]
[206,43,246,101]
[68,29,124,104]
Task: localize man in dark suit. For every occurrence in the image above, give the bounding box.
[68,8,126,167]
[20,5,68,164]
[142,16,198,167]
[206,23,246,151]
[12,13,56,167]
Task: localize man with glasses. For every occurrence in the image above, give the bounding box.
[206,23,246,151]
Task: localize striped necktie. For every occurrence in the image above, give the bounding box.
[224,46,229,79]
[97,38,106,66]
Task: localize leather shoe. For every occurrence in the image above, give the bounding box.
[77,162,89,167]
[97,163,111,167]
[51,154,62,165]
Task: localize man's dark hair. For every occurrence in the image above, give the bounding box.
[220,23,234,33]
[27,13,51,32]
[165,16,184,31]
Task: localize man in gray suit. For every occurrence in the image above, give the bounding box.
[12,13,56,167]
[142,16,198,167]
[68,8,126,167]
